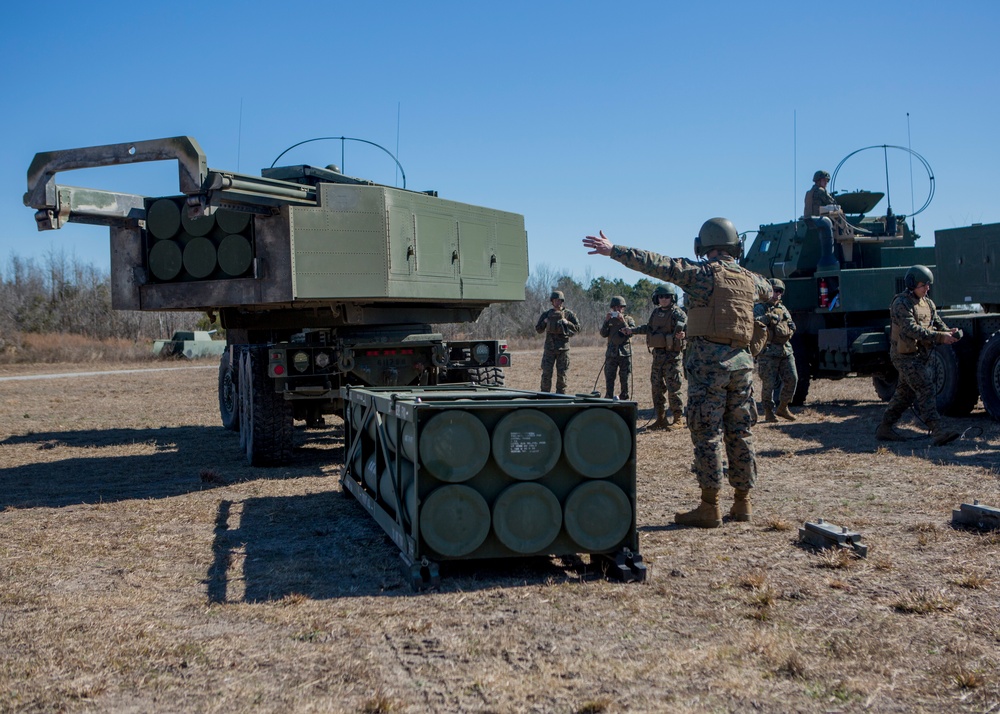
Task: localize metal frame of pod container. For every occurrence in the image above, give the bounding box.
[339,384,645,589]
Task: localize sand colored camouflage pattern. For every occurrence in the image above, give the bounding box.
[634,304,687,414]
[883,290,951,427]
[536,307,580,393]
[610,246,771,489]
[600,312,636,399]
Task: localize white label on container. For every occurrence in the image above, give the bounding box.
[509,431,545,454]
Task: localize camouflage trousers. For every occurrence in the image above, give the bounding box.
[540,347,570,394]
[604,354,632,399]
[758,351,798,409]
[884,353,939,427]
[685,359,757,491]
[651,348,684,415]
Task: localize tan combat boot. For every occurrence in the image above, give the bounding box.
[674,487,722,528]
[729,488,752,522]
[649,408,669,430]
[669,414,686,430]
[764,407,777,423]
[875,420,906,442]
[929,422,960,446]
[776,403,796,421]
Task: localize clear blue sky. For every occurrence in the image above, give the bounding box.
[2,1,997,287]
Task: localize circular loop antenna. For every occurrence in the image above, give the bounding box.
[831,144,935,217]
[269,136,406,189]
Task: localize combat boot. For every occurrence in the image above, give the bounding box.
[670,415,686,430]
[764,407,777,423]
[729,488,752,522]
[929,422,960,446]
[776,403,796,421]
[674,487,722,529]
[649,408,669,430]
[875,420,906,442]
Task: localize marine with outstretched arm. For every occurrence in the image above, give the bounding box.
[583,219,772,527]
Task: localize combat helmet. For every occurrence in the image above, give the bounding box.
[904,265,934,290]
[609,295,627,308]
[771,279,785,292]
[651,285,676,304]
[550,290,565,301]
[694,217,742,259]
[813,170,831,182]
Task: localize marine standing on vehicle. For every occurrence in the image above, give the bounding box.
[600,296,636,400]
[535,290,581,394]
[628,284,687,429]
[754,279,798,422]
[877,265,961,446]
[583,218,772,527]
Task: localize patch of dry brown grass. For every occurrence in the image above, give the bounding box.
[1,332,156,364]
[2,346,1000,712]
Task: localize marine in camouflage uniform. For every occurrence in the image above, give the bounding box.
[631,285,686,429]
[535,290,581,394]
[584,218,772,527]
[877,265,961,446]
[599,296,636,400]
[754,279,798,422]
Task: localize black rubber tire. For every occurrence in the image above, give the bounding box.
[218,350,240,432]
[871,370,898,402]
[242,346,294,466]
[931,344,978,417]
[976,331,1000,420]
[468,366,505,386]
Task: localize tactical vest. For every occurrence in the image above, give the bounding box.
[891,295,932,355]
[686,262,756,348]
[645,308,677,350]
[546,309,566,335]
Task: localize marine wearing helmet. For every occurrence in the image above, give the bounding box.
[694,217,742,259]
[904,265,934,291]
[651,284,677,304]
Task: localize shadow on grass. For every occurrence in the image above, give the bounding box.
[0,423,345,509]
[208,492,619,602]
[758,400,1000,462]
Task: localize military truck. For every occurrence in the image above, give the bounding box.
[24,136,528,465]
[742,158,1000,421]
[152,330,226,359]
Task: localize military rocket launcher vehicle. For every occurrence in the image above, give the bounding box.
[24,136,529,465]
[742,146,1000,420]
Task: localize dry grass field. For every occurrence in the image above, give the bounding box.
[2,345,999,713]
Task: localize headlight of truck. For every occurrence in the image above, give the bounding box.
[293,351,310,372]
[473,343,491,364]
[315,352,331,369]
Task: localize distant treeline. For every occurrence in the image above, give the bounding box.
[0,251,206,356]
[0,251,671,353]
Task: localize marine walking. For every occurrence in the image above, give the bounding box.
[877,265,961,446]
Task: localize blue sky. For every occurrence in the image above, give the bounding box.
[2,1,997,287]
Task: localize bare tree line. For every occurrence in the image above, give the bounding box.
[0,250,203,352]
[1,251,673,352]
